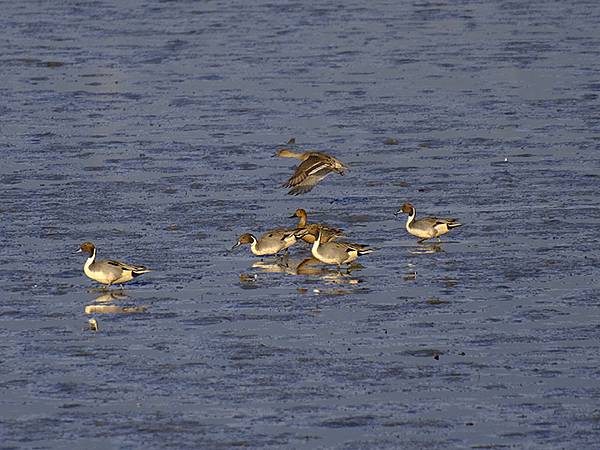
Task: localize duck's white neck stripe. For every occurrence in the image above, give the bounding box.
[406,209,416,229]
[313,232,322,252]
[85,248,96,270]
[249,236,258,253]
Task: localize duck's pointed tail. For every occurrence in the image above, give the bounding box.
[356,247,374,256]
[131,266,151,276]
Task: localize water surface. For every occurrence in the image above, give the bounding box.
[2,0,600,448]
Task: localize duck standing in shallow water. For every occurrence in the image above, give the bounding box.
[311,230,373,267]
[395,203,462,243]
[232,228,305,256]
[275,149,348,195]
[290,208,344,244]
[77,242,151,287]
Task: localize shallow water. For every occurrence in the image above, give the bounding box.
[2,0,600,448]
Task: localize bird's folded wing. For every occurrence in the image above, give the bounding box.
[106,260,149,272]
[439,217,458,224]
[415,217,442,227]
[312,224,344,236]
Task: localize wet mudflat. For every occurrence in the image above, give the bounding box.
[2,0,600,448]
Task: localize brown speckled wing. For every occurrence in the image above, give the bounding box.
[285,155,333,188]
[287,174,329,195]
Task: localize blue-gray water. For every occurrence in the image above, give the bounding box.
[2,0,600,448]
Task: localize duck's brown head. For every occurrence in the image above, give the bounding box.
[231,233,255,250]
[402,203,415,213]
[78,241,96,255]
[289,208,307,218]
[275,149,302,159]
[395,203,415,216]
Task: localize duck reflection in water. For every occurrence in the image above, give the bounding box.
[89,289,130,303]
[252,256,330,276]
[84,289,146,314]
[251,256,363,283]
[409,243,444,255]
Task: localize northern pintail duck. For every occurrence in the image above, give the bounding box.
[395,203,462,243]
[77,242,151,287]
[232,228,304,256]
[290,208,343,244]
[275,149,348,195]
[311,230,373,266]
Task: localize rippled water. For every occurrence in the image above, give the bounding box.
[2,0,600,448]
